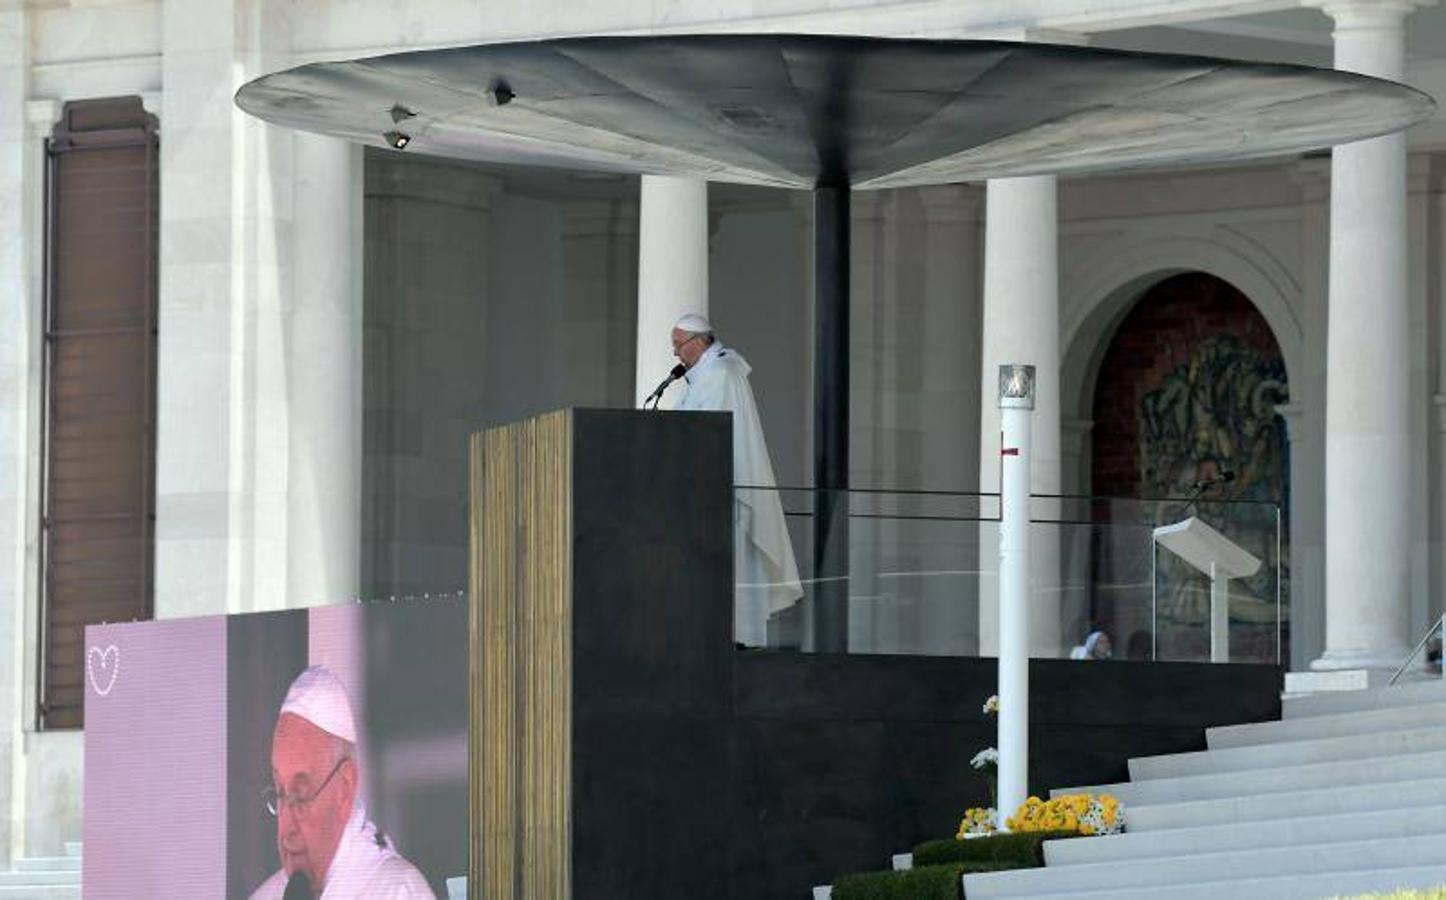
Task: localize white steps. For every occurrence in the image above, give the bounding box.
[10,861,75,875]
[1045,803,1446,865]
[1129,723,1446,779]
[1281,678,1446,718]
[1000,863,1446,900]
[962,681,1446,899]
[1129,774,1446,830]
[966,832,1445,898]
[0,844,81,900]
[1066,745,1446,805]
[1207,698,1446,748]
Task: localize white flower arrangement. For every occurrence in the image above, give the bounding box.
[1079,795,1126,836]
[982,694,1000,715]
[970,747,999,771]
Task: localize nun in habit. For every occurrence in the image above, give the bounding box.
[670,314,805,647]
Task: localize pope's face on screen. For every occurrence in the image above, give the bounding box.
[271,712,358,890]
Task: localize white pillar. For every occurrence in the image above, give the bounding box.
[157,0,294,617]
[0,9,30,865]
[287,134,362,607]
[1313,0,1421,673]
[997,364,1036,828]
[979,176,1063,657]
[635,175,707,407]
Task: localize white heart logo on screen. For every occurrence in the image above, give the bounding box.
[87,645,120,697]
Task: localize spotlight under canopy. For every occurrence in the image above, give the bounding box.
[234,34,1433,190]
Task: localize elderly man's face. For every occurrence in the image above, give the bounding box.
[671,327,708,368]
[271,713,357,891]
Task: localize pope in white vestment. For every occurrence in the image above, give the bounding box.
[250,667,435,900]
[671,314,804,646]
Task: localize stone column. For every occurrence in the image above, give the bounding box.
[1275,403,1314,669]
[287,134,362,607]
[978,176,1063,657]
[1060,418,1094,496]
[1436,393,1446,621]
[156,0,294,617]
[362,157,497,600]
[0,9,30,865]
[562,198,639,410]
[1312,0,1422,674]
[1288,158,1332,672]
[635,175,707,408]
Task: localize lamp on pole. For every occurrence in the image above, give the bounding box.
[997,363,1035,827]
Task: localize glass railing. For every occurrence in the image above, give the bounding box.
[735,487,1283,664]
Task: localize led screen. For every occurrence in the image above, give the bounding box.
[83,598,468,899]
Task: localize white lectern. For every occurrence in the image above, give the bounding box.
[1152,517,1261,663]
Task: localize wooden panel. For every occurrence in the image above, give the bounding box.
[40,96,157,730]
[471,410,572,900]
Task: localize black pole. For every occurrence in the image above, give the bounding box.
[813,184,849,652]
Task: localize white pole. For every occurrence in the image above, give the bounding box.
[997,363,1036,828]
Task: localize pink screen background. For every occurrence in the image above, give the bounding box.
[82,615,228,899]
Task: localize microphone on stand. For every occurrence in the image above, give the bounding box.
[283,871,315,900]
[1184,470,1235,515]
[1191,470,1235,491]
[643,364,687,410]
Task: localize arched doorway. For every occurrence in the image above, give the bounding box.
[1089,272,1289,663]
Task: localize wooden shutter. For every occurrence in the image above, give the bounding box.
[39,98,158,729]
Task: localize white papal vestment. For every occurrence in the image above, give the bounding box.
[249,803,435,900]
[676,341,804,645]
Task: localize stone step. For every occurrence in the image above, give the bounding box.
[12,860,78,874]
[0,873,78,888]
[994,863,1446,900]
[0,890,80,900]
[1282,679,1446,719]
[963,832,1446,898]
[1057,746,1446,806]
[1130,724,1446,780]
[1128,774,1446,831]
[1208,699,1446,749]
[1043,802,1446,865]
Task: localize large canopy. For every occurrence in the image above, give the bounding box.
[235,34,1434,190]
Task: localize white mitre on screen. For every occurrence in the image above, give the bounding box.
[280,665,358,743]
[674,313,712,335]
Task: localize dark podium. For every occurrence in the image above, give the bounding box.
[469,408,736,900]
[467,408,1284,900]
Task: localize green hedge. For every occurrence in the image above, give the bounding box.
[831,861,1019,900]
[912,830,1080,868]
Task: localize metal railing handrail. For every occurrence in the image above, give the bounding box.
[742,484,1282,511]
[1388,613,1445,686]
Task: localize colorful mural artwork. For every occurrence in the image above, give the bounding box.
[1091,273,1290,663]
[1139,334,1288,504]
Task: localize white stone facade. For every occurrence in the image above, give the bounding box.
[3,0,1446,866]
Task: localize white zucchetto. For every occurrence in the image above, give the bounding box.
[279,665,358,743]
[673,313,713,335]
